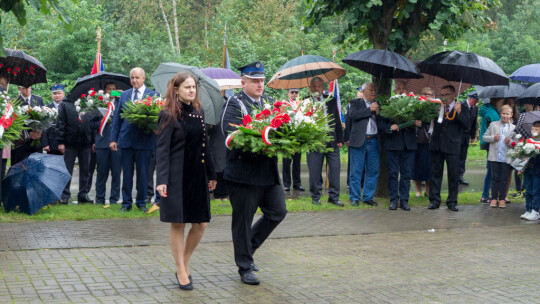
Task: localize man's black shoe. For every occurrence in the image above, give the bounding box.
[60,198,69,205]
[458,178,469,186]
[364,200,378,206]
[240,271,260,285]
[400,203,411,211]
[77,196,93,204]
[312,199,321,205]
[138,205,149,213]
[447,204,459,211]
[283,187,290,191]
[293,186,305,191]
[251,263,259,272]
[428,202,440,209]
[328,200,344,207]
[119,206,132,212]
[351,200,359,206]
[389,202,398,210]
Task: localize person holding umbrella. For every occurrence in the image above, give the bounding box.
[220,62,287,285]
[428,85,469,211]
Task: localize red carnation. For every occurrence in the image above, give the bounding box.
[90,91,97,97]
[242,115,253,126]
[270,117,283,128]
[272,108,280,113]
[511,142,517,147]
[81,94,87,98]
[1,118,13,128]
[261,109,271,116]
[98,96,104,100]
[273,101,283,108]
[406,93,415,97]
[279,113,290,123]
[25,69,29,73]
[305,108,313,116]
[6,68,11,72]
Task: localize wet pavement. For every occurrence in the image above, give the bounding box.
[1,201,540,303]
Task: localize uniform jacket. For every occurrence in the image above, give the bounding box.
[220,91,280,186]
[109,87,159,151]
[93,98,119,149]
[429,102,470,155]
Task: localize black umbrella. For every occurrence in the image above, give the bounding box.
[67,71,131,101]
[0,48,47,87]
[342,49,423,79]
[418,51,509,87]
[517,83,540,105]
[475,83,528,99]
[517,111,540,138]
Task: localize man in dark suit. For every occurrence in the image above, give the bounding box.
[378,108,421,211]
[428,85,470,211]
[93,82,121,205]
[282,88,305,192]
[220,62,287,285]
[306,77,344,206]
[345,82,381,207]
[458,91,479,185]
[16,86,44,107]
[42,83,64,156]
[110,67,158,213]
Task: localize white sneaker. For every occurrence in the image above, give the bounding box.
[521,211,531,219]
[525,210,539,221]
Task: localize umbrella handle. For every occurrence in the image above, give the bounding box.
[22,165,27,171]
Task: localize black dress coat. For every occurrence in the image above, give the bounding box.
[429,104,470,155]
[377,116,418,151]
[42,103,60,152]
[344,98,381,150]
[16,94,44,107]
[156,106,216,223]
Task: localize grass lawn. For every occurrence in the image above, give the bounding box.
[0,190,515,223]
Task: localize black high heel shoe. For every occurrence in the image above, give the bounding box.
[175,272,193,290]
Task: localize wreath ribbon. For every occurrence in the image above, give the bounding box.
[0,103,14,138]
[99,102,115,136]
[262,126,276,145]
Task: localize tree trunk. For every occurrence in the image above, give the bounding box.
[172,0,180,55]
[158,0,175,54]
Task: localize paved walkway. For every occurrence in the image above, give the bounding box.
[1,203,539,303]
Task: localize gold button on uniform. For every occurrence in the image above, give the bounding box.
[201,159,205,163]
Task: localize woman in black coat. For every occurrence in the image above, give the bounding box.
[156,72,216,290]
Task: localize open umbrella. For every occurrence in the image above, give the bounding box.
[150,63,223,125]
[342,49,422,79]
[0,48,47,87]
[517,111,540,138]
[2,154,71,215]
[510,64,540,83]
[396,73,472,97]
[66,71,131,102]
[201,67,242,90]
[517,82,540,105]
[475,83,528,99]
[267,55,346,89]
[418,51,509,87]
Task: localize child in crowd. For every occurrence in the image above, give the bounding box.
[520,121,540,221]
[483,105,516,208]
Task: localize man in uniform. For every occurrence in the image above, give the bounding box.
[220,62,287,285]
[42,84,65,156]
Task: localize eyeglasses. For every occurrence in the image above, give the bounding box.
[289,91,299,94]
[440,93,452,97]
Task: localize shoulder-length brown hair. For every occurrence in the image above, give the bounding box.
[161,71,202,129]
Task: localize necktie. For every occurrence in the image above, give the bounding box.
[445,105,449,114]
[133,89,139,101]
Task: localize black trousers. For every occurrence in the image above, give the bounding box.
[228,181,287,275]
[429,150,460,207]
[490,161,510,200]
[459,137,469,178]
[84,149,97,195]
[62,146,91,200]
[213,172,229,199]
[282,153,302,188]
[307,148,341,202]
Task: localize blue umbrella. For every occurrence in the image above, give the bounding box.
[2,153,71,215]
[510,64,540,83]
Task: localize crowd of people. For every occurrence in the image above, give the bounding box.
[1,60,540,290]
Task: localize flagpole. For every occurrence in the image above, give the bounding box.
[96,26,102,54]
